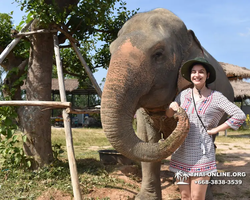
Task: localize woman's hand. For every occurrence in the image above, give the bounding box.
[169,102,179,112]
[166,102,180,117]
[207,128,218,135]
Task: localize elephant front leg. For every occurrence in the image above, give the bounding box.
[135,108,162,200]
[135,161,162,200]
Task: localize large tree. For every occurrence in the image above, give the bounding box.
[0,0,137,168]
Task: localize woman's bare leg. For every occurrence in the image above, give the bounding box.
[177,177,191,200]
[190,176,210,200]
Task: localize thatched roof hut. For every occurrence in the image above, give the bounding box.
[219,62,250,80]
[230,80,250,101]
[218,62,250,101]
[51,78,97,95]
[22,78,97,95]
[51,78,79,92]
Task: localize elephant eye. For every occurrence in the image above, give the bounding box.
[154,50,165,64]
[155,52,163,57]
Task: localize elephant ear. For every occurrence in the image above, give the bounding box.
[177,29,204,94]
[188,29,204,55]
[177,71,192,94]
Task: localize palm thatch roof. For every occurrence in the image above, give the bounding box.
[21,78,97,95]
[51,78,97,95]
[219,62,250,80]
[51,78,79,92]
[230,80,250,100]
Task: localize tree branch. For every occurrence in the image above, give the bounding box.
[62,65,86,78]
[18,59,28,72]
[92,28,111,33]
[0,46,24,71]
[54,24,78,44]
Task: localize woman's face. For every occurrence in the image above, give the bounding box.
[190,64,210,87]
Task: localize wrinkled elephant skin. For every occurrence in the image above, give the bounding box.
[101,8,233,200]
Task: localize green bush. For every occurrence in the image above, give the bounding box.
[0,106,31,169]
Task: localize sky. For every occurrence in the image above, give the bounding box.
[0,0,250,86]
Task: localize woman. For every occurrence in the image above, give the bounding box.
[166,57,246,200]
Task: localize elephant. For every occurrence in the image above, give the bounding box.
[101,8,233,200]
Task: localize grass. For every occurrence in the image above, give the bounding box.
[51,127,112,160]
[0,127,136,200]
[51,127,111,149]
[0,161,73,199]
[215,129,250,164]
[0,127,249,199]
[216,129,250,143]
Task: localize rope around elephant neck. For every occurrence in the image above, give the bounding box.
[158,116,168,142]
[141,108,167,142]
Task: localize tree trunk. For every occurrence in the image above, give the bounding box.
[20,21,54,168]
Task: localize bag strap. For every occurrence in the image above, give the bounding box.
[192,89,207,131]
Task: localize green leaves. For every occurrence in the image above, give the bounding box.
[0,13,13,48]
[16,0,76,25]
[52,143,64,161]
[12,0,138,81]
[0,12,29,69]
[0,106,31,169]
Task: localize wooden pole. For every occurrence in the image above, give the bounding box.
[13,29,57,37]
[53,34,82,200]
[66,107,100,114]
[0,101,70,108]
[0,20,34,64]
[70,42,102,97]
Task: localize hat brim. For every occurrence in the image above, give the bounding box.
[181,59,216,84]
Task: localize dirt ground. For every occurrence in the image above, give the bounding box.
[38,139,250,200]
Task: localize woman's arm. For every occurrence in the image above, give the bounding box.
[207,93,246,135]
[217,94,246,130]
[207,123,230,135]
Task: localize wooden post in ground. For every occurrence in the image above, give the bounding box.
[53,34,82,200]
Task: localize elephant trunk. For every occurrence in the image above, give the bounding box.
[102,103,189,162]
[101,40,190,162]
